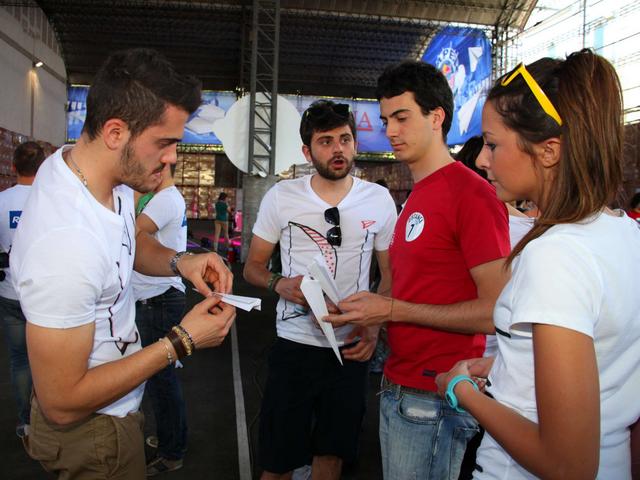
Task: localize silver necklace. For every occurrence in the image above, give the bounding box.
[67,149,88,187]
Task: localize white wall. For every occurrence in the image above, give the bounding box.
[0,4,66,145]
[513,0,640,124]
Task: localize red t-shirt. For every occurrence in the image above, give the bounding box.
[627,209,640,223]
[385,161,510,391]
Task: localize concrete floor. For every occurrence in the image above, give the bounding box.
[0,262,384,479]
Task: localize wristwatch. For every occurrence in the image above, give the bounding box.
[170,251,193,276]
[445,375,478,413]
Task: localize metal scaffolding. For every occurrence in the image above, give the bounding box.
[245,0,280,176]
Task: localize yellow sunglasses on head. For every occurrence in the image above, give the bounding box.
[501,63,563,126]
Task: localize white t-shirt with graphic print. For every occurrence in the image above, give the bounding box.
[476,212,640,479]
[10,146,143,418]
[132,185,187,301]
[252,175,397,347]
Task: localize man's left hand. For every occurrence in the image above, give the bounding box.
[177,252,233,295]
[341,325,380,362]
[324,292,392,327]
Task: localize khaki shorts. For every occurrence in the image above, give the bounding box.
[25,396,145,479]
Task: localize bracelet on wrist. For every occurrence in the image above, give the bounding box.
[445,375,479,413]
[171,325,193,356]
[158,338,174,366]
[166,330,188,360]
[169,251,194,277]
[267,272,283,292]
[173,325,195,353]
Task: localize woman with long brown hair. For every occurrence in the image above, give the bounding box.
[437,50,640,479]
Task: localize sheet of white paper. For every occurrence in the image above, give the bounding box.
[191,289,261,312]
[308,256,341,306]
[300,276,342,365]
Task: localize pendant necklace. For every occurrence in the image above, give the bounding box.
[67,149,88,187]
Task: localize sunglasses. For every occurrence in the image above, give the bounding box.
[304,103,350,121]
[324,207,342,247]
[501,63,563,127]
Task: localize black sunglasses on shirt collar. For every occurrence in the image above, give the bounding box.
[324,207,341,247]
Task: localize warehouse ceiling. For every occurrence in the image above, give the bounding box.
[31,0,536,98]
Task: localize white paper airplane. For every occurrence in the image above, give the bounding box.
[192,289,262,312]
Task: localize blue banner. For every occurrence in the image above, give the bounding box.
[182,91,237,144]
[66,86,88,142]
[284,95,391,153]
[65,88,236,145]
[422,26,492,146]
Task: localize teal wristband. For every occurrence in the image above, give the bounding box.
[445,375,478,413]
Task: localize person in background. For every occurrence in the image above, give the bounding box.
[136,191,155,217]
[626,192,640,223]
[133,162,189,476]
[455,135,487,180]
[0,141,44,438]
[228,206,236,234]
[213,192,230,253]
[437,49,640,479]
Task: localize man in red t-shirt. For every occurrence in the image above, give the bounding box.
[326,61,510,479]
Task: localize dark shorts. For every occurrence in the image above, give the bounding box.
[259,337,369,474]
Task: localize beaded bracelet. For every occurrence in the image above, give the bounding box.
[174,325,195,353]
[171,325,193,356]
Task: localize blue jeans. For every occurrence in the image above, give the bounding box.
[0,296,32,428]
[135,287,187,460]
[379,377,479,480]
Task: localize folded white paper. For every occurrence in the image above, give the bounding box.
[216,293,262,312]
[299,276,342,365]
[308,256,341,306]
[192,289,262,312]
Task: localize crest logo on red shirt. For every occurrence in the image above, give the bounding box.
[405,212,425,242]
[361,220,376,229]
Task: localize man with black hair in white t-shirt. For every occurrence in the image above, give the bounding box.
[132,162,189,475]
[0,141,44,438]
[244,100,397,480]
[10,48,235,478]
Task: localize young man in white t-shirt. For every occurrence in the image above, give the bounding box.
[132,163,189,475]
[0,141,44,438]
[244,100,397,480]
[10,48,235,478]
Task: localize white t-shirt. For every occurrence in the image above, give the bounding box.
[476,212,640,479]
[484,214,534,357]
[252,175,397,347]
[0,184,31,300]
[132,185,187,301]
[10,146,143,418]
